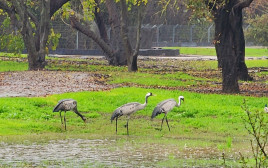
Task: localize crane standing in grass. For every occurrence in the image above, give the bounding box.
[53,99,86,130]
[111,93,153,135]
[265,104,268,113]
[151,96,184,131]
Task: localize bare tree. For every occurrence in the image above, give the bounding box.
[241,100,267,167]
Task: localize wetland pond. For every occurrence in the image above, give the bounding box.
[0,138,243,167]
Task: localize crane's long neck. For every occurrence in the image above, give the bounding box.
[143,95,150,107]
[177,98,183,107]
[74,108,86,122]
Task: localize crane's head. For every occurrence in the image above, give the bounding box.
[179,96,184,102]
[265,104,267,107]
[146,92,153,97]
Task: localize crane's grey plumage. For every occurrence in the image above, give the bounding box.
[53,99,86,130]
[265,104,268,113]
[151,96,184,131]
[111,93,153,135]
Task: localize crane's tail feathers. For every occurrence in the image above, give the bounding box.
[151,109,161,119]
[53,104,61,112]
[151,111,159,119]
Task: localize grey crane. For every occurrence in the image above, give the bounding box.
[111,92,153,135]
[53,99,86,130]
[265,104,268,113]
[151,96,184,131]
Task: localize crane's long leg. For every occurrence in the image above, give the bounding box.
[160,114,166,131]
[166,116,170,131]
[126,120,129,136]
[60,112,63,124]
[64,111,67,131]
[116,117,118,134]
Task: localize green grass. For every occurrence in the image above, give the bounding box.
[0,52,27,58]
[0,61,28,71]
[0,87,266,167]
[0,87,267,137]
[108,71,210,87]
[245,59,268,68]
[163,47,268,57]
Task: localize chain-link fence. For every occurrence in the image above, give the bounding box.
[52,22,217,49]
[0,16,257,51]
[53,23,253,49]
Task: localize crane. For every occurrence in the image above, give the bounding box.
[53,99,86,130]
[151,96,184,131]
[111,92,153,135]
[265,104,268,113]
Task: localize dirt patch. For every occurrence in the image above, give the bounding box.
[0,71,115,97]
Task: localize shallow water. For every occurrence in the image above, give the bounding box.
[0,138,237,167]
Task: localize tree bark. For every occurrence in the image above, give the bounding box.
[209,0,253,93]
[120,0,143,72]
[120,0,135,72]
[94,0,109,43]
[131,3,143,72]
[50,0,70,18]
[105,0,127,65]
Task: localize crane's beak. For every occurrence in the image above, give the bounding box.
[152,94,157,96]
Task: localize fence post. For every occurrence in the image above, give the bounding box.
[190,25,194,42]
[156,24,163,47]
[76,31,79,49]
[172,24,179,43]
[107,27,111,40]
[208,24,214,43]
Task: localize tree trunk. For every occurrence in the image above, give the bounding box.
[120,0,135,72]
[105,0,127,65]
[94,0,109,43]
[211,0,253,93]
[2,0,69,70]
[120,0,143,72]
[131,3,143,72]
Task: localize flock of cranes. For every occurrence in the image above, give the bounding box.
[53,93,184,134]
[53,94,266,134]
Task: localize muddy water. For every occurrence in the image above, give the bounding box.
[0,138,230,167]
[0,139,162,167]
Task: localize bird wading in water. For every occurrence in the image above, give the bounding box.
[151,96,184,131]
[53,99,86,130]
[111,93,153,135]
